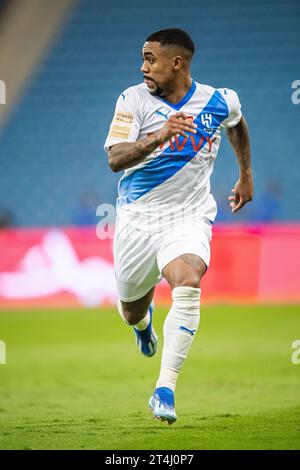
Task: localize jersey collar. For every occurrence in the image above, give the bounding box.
[158,79,196,110]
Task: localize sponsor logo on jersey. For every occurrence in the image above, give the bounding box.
[115,111,134,124]
[147,130,217,156]
[110,124,131,139]
[159,134,217,154]
[155,108,171,120]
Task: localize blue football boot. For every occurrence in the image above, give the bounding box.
[149,387,177,424]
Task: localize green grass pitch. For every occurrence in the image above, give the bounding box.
[0,304,300,450]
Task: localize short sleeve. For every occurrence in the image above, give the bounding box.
[219,88,242,128]
[104,88,141,151]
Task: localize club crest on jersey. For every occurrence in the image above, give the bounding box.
[201,113,214,133]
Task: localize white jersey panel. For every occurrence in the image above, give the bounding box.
[104,81,242,231]
[104,88,142,148]
[219,88,242,128]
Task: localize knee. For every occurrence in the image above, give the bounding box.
[172,274,201,290]
[121,308,144,326]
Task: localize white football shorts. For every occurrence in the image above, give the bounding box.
[113,217,212,302]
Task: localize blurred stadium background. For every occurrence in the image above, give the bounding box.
[0,0,299,450]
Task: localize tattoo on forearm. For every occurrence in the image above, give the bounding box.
[227,117,251,173]
[109,134,161,171]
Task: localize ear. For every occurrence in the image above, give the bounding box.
[173,56,183,71]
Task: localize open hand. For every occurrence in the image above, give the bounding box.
[228,175,254,213]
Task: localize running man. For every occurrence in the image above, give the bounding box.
[104,28,253,424]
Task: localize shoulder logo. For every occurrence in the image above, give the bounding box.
[121,92,129,101]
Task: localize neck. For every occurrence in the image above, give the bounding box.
[161,74,193,104]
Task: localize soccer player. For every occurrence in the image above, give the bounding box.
[104,28,253,424]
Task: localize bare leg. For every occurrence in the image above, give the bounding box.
[120,286,155,325]
[162,253,207,289]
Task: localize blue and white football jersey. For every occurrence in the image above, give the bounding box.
[104,80,242,231]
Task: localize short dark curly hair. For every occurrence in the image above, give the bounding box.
[146,28,195,55]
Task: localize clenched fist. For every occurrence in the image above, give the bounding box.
[156,112,197,145]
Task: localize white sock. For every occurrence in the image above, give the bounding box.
[156,286,201,392]
[117,299,150,330]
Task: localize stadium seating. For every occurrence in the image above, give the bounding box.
[0,0,299,226]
